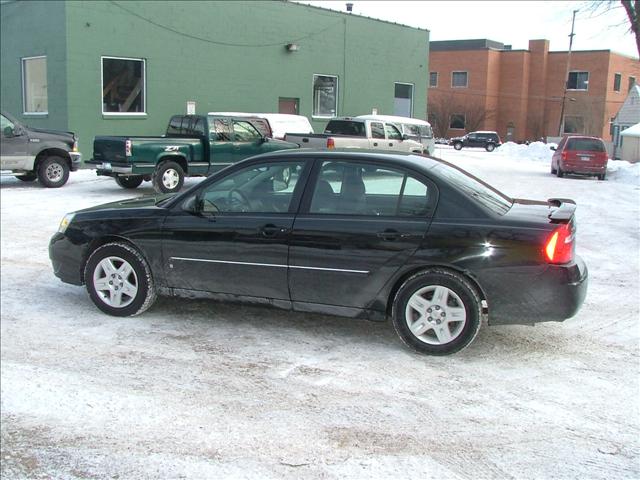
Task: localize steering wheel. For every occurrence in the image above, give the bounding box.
[227,188,252,211]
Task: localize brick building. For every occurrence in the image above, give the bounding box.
[428,39,640,142]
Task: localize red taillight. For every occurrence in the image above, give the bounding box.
[561,151,568,161]
[545,223,574,264]
[327,137,335,149]
[125,139,132,157]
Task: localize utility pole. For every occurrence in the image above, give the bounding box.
[557,9,578,136]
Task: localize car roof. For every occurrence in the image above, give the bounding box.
[355,114,431,126]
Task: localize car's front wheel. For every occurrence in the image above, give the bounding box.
[38,156,70,188]
[453,142,463,151]
[153,161,184,194]
[392,269,482,355]
[84,242,156,316]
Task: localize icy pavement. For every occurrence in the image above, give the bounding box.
[1,146,639,479]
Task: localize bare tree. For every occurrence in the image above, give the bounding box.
[427,91,460,138]
[527,112,546,141]
[585,0,640,57]
[464,102,496,132]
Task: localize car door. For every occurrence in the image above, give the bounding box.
[208,117,235,173]
[465,133,479,147]
[383,123,404,151]
[161,158,310,300]
[231,119,265,163]
[288,158,437,310]
[0,114,29,169]
[368,122,386,150]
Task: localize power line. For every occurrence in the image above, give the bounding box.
[109,0,342,48]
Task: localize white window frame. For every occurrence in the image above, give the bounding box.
[101,55,147,116]
[394,82,414,117]
[567,71,589,91]
[312,74,339,119]
[22,55,48,116]
[451,71,468,89]
[429,72,438,88]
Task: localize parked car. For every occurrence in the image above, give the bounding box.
[550,135,608,180]
[450,131,501,152]
[0,110,81,187]
[211,112,314,140]
[285,118,426,154]
[87,114,299,194]
[50,150,588,355]
[356,114,435,155]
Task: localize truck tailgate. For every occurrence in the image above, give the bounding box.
[92,136,127,164]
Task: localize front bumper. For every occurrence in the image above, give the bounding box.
[70,152,82,171]
[49,232,86,286]
[485,255,588,325]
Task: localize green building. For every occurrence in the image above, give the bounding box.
[1,0,429,154]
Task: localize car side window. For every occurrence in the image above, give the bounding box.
[309,161,431,216]
[385,124,403,140]
[167,116,184,135]
[211,118,232,141]
[198,161,305,214]
[370,122,385,139]
[233,120,262,142]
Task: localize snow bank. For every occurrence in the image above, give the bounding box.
[496,141,553,162]
[606,159,640,184]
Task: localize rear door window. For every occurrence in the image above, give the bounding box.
[566,138,605,152]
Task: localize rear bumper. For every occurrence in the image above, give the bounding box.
[561,161,607,174]
[485,255,588,325]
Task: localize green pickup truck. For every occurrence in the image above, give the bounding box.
[88,114,299,193]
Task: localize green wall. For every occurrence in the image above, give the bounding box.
[2,1,429,155]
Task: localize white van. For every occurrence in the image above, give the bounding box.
[210,112,314,140]
[356,114,435,155]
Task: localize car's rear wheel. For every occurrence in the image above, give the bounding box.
[550,163,557,175]
[556,166,564,178]
[485,143,496,152]
[597,173,606,181]
[16,173,37,182]
[392,269,482,355]
[115,175,144,189]
[84,242,156,316]
[153,161,184,194]
[38,156,70,188]
[453,142,463,151]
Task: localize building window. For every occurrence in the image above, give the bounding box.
[102,56,146,114]
[313,74,338,118]
[629,76,637,92]
[567,71,589,91]
[449,114,465,129]
[451,71,468,88]
[614,73,622,92]
[563,115,584,134]
[394,83,413,117]
[22,56,47,114]
[429,72,438,88]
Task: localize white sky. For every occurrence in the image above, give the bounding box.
[296,1,639,58]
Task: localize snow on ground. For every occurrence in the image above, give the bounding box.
[1,146,639,479]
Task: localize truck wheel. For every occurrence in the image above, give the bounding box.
[115,175,143,189]
[16,173,37,182]
[38,156,70,188]
[453,142,463,151]
[153,161,184,194]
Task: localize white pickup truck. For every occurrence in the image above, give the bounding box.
[284,118,426,154]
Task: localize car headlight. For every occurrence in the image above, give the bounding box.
[58,212,75,233]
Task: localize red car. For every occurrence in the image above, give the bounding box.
[551,135,608,180]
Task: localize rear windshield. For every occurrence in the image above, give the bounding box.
[433,162,512,215]
[324,120,366,137]
[566,138,605,152]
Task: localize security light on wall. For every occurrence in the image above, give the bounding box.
[286,43,299,52]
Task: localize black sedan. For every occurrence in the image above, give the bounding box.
[50,151,588,355]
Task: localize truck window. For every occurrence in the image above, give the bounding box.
[167,116,184,136]
[385,123,402,140]
[187,117,206,137]
[370,122,385,139]
[325,120,366,137]
[211,118,232,141]
[233,120,261,142]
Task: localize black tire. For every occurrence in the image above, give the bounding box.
[485,143,496,152]
[16,173,37,182]
[556,166,564,178]
[37,156,70,188]
[152,160,184,194]
[598,173,606,181]
[392,269,482,355]
[550,163,557,175]
[84,242,156,317]
[453,142,463,151]
[115,175,144,189]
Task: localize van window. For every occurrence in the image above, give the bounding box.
[566,138,605,152]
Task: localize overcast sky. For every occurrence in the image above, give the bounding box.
[296,1,638,58]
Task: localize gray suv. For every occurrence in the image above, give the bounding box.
[450,131,501,152]
[1,111,82,187]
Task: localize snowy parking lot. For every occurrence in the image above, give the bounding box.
[1,144,639,479]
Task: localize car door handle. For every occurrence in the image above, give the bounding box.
[389,143,393,147]
[259,224,289,237]
[377,229,410,241]
[373,142,378,146]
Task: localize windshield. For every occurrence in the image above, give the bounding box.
[433,162,512,215]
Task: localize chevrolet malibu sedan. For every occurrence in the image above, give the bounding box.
[50,151,588,355]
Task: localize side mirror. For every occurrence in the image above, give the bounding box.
[3,126,14,137]
[550,146,556,151]
[259,136,268,144]
[402,134,409,140]
[182,195,202,214]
